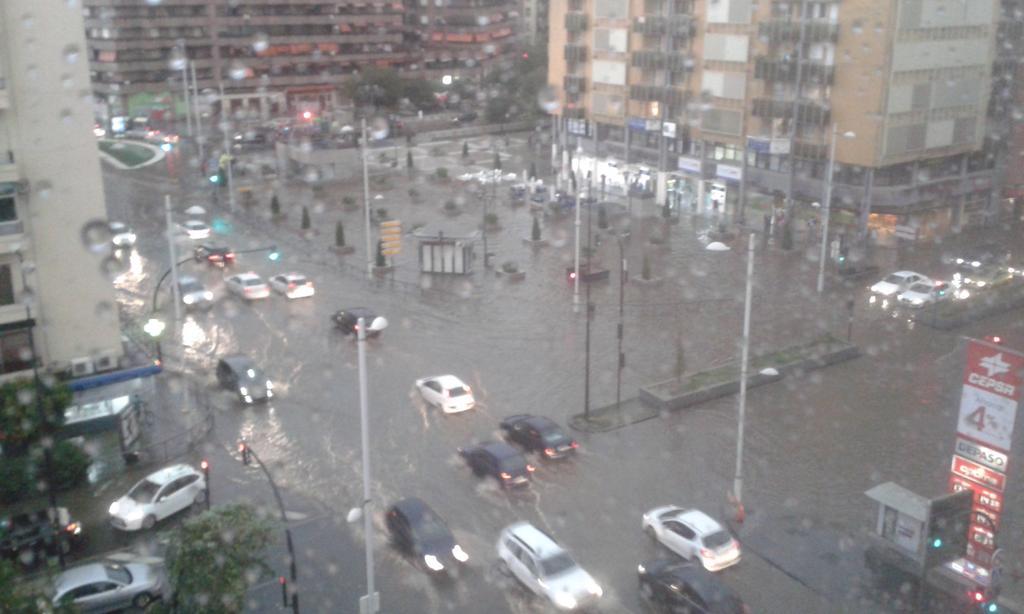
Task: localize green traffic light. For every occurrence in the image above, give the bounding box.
[268,251,280,261]
[988,604,998,612]
[932,538,943,548]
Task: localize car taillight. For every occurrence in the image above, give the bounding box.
[570,441,579,449]
[66,522,81,535]
[500,472,512,480]
[700,548,712,558]
[526,464,535,472]
[226,253,235,260]
[544,448,556,457]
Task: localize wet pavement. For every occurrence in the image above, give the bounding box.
[89,133,1024,612]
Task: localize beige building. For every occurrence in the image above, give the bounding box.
[0,0,123,379]
[548,0,1006,243]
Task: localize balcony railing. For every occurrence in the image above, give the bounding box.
[563,107,586,119]
[752,98,831,126]
[565,11,587,33]
[564,75,586,94]
[754,58,834,85]
[758,20,839,44]
[0,78,7,109]
[0,220,23,237]
[631,50,666,69]
[564,43,587,63]
[629,84,684,106]
[633,16,666,36]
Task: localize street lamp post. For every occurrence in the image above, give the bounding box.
[817,124,855,294]
[356,317,378,614]
[164,195,182,322]
[615,235,626,409]
[190,62,205,172]
[361,118,374,279]
[143,318,166,364]
[218,83,236,212]
[572,145,582,312]
[733,233,755,507]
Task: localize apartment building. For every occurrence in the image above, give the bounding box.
[84,0,412,120]
[522,0,550,47]
[549,0,1008,243]
[0,0,123,379]
[411,0,522,75]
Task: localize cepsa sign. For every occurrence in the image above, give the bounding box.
[956,342,1024,452]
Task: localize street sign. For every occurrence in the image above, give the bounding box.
[894,224,918,240]
[954,437,1009,473]
[379,219,401,256]
[951,455,1006,492]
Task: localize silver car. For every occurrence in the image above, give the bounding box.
[53,561,163,612]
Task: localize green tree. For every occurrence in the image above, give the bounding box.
[50,441,90,492]
[0,559,61,612]
[0,457,30,503]
[531,216,542,241]
[462,142,469,158]
[346,68,404,108]
[270,195,281,217]
[401,78,439,111]
[301,206,311,230]
[335,221,346,247]
[0,379,72,455]
[166,504,274,614]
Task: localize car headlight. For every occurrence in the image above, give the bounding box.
[266,380,274,390]
[423,554,444,571]
[637,563,646,574]
[183,295,195,305]
[869,295,876,304]
[976,281,986,287]
[553,591,577,610]
[203,291,213,301]
[109,501,120,515]
[586,578,603,597]
[452,545,469,562]
[239,386,249,396]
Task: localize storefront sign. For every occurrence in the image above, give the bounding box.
[951,455,1006,492]
[662,121,676,138]
[645,119,661,132]
[628,117,646,130]
[747,136,770,153]
[770,138,791,155]
[955,437,1009,473]
[949,475,1003,516]
[715,164,742,182]
[567,118,589,136]
[678,157,701,174]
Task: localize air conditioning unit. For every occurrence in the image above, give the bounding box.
[94,351,119,373]
[70,357,95,377]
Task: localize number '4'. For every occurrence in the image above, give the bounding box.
[967,406,987,431]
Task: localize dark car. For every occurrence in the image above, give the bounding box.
[638,559,749,614]
[194,244,235,266]
[452,111,478,124]
[0,506,83,567]
[385,497,469,574]
[500,414,579,459]
[457,441,534,488]
[943,243,1012,268]
[216,355,273,404]
[332,307,388,337]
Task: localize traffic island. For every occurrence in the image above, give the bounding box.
[639,335,860,412]
[569,397,660,433]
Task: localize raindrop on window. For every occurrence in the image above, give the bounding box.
[81,219,113,254]
[537,85,561,114]
[62,44,80,65]
[35,180,52,200]
[252,33,269,53]
[228,60,249,81]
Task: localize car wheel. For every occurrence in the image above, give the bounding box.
[142,515,156,530]
[133,592,153,608]
[193,489,207,506]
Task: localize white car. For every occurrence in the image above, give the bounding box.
[641,506,741,572]
[897,281,950,307]
[179,219,211,240]
[109,222,137,248]
[414,374,475,413]
[269,273,315,299]
[109,464,206,531]
[869,271,931,305]
[225,272,270,300]
[496,522,603,611]
[53,561,163,612]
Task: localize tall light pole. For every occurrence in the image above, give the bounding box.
[817,124,855,294]
[733,232,755,506]
[171,45,193,137]
[164,195,182,322]
[218,82,236,212]
[356,317,378,614]
[615,235,626,409]
[361,118,374,279]
[572,144,582,312]
[190,61,205,172]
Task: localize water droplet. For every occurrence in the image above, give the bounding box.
[62,44,80,65]
[60,109,73,125]
[228,60,249,81]
[144,0,162,4]
[35,180,52,200]
[21,14,34,29]
[80,219,112,254]
[101,256,130,280]
[61,74,74,89]
[537,86,560,113]
[252,32,269,53]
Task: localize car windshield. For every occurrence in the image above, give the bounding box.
[127,479,161,503]
[703,530,732,549]
[180,280,203,293]
[541,430,569,445]
[242,278,264,286]
[907,283,932,293]
[448,386,469,397]
[540,552,577,577]
[883,274,904,284]
[498,455,527,474]
[413,513,451,542]
[104,564,131,585]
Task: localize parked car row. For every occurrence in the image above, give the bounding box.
[868,261,1021,310]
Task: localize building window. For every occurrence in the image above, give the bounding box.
[0,266,13,306]
[0,197,16,223]
[0,330,32,375]
[594,0,627,19]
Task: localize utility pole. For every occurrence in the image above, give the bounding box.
[218,82,236,212]
[164,195,182,322]
[583,169,594,419]
[573,143,582,312]
[616,236,626,409]
[179,50,192,137]
[356,318,378,614]
[362,118,373,279]
[190,61,205,173]
[818,123,839,294]
[734,233,755,506]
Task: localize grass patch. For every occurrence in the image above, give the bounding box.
[98,140,156,167]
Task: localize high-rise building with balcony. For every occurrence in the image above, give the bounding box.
[408,0,521,78]
[0,0,123,380]
[83,0,414,120]
[548,0,1009,243]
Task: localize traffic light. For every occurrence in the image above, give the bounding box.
[379,220,401,256]
[209,173,220,184]
[925,490,972,568]
[970,586,999,612]
[268,246,281,261]
[239,441,251,465]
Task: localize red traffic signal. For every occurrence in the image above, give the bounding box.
[200,459,209,471]
[238,441,251,465]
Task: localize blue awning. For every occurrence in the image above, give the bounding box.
[68,363,162,392]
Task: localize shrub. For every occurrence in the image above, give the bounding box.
[50,441,90,492]
[531,217,541,241]
[484,212,499,226]
[301,206,311,230]
[435,167,449,180]
[342,195,356,208]
[270,195,280,216]
[335,221,346,247]
[444,199,457,211]
[642,252,652,280]
[501,261,519,274]
[0,457,30,503]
